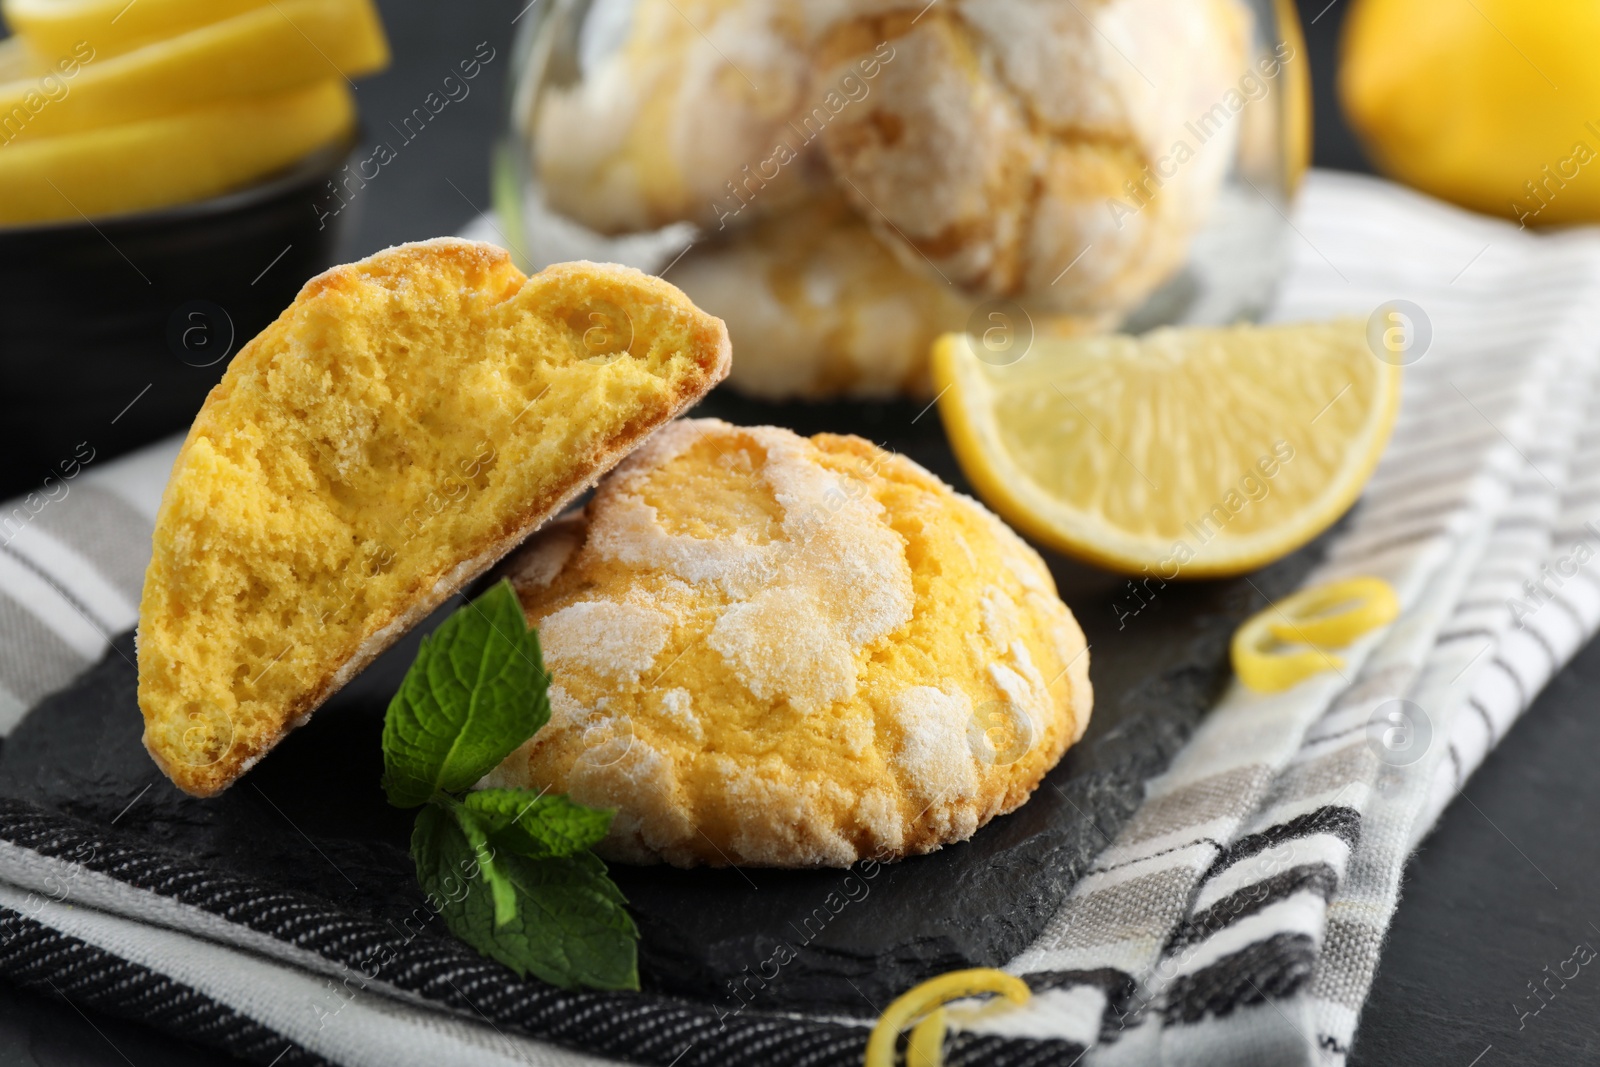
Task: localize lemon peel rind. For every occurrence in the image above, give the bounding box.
[1230,577,1399,693]
[1263,576,1400,648]
[866,969,1031,1067]
[905,1007,947,1067]
[1232,638,1344,694]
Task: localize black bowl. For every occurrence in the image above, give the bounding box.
[0,135,358,500]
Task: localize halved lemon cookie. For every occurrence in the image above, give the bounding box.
[482,419,1092,868]
[138,240,731,796]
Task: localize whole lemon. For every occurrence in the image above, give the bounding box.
[1341,0,1600,227]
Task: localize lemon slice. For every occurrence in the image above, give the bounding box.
[933,320,1402,578]
[0,0,386,143]
[4,0,273,59]
[0,79,353,225]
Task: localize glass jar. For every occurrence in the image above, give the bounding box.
[495,0,1308,401]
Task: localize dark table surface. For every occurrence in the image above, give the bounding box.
[2,1,1596,1064]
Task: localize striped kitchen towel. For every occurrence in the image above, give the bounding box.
[0,442,173,731]
[981,172,1600,1065]
[1,171,1599,1067]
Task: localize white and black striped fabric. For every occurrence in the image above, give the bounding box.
[2,172,1599,1066]
[966,173,1600,1065]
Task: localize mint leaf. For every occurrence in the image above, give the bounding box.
[382,580,550,808]
[450,804,518,927]
[413,803,639,990]
[461,789,614,859]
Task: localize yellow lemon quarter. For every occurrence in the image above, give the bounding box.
[1341,0,1600,226]
[933,320,1402,579]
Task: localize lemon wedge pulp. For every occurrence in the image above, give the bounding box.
[933,320,1402,579]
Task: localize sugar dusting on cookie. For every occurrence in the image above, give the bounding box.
[585,420,915,714]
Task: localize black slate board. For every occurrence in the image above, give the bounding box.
[0,393,1331,1014]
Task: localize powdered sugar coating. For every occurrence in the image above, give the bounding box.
[539,599,675,683]
[891,686,980,803]
[980,585,1022,647]
[591,421,915,712]
[657,687,703,742]
[534,0,818,234]
[531,0,1249,328]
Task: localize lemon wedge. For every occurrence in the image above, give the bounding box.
[0,79,353,225]
[932,320,1402,578]
[0,0,386,143]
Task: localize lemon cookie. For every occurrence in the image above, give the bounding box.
[137,240,730,796]
[535,0,819,235]
[483,419,1092,867]
[814,0,1251,315]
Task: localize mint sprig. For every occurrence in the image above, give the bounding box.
[382,580,639,991]
[381,578,551,808]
